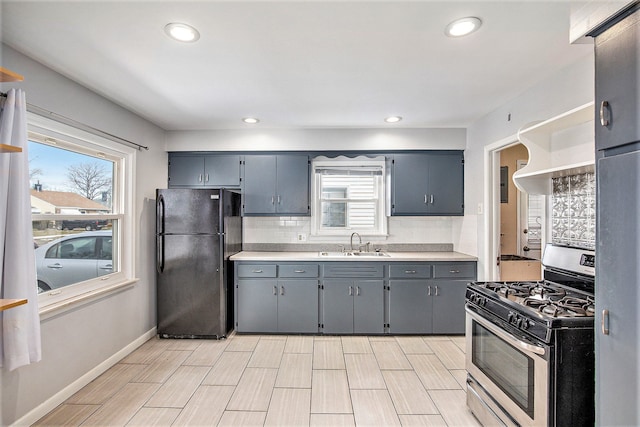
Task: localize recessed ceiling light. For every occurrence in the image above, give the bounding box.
[385,116,402,123]
[164,23,200,43]
[243,117,260,124]
[445,17,482,37]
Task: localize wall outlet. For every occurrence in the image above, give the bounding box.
[477,203,483,215]
[297,233,307,241]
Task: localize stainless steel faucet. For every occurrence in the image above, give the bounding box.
[350,232,362,252]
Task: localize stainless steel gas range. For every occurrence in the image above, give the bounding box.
[465,244,595,426]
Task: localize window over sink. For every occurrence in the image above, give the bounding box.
[311,156,387,237]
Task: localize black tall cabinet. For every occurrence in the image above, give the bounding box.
[592,4,640,426]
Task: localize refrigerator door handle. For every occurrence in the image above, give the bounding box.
[156,194,165,273]
[157,234,165,273]
[157,194,165,235]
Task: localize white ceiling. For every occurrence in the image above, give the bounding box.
[0,1,593,131]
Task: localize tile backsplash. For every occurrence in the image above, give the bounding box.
[243,215,467,250]
[552,172,595,250]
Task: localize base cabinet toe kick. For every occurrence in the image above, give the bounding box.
[234,260,476,335]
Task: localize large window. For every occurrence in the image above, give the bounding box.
[28,113,135,310]
[311,156,387,236]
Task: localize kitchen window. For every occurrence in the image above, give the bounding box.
[28,113,136,313]
[311,156,387,236]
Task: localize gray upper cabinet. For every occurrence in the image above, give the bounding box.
[168,154,241,188]
[594,9,640,150]
[392,151,464,216]
[243,154,310,215]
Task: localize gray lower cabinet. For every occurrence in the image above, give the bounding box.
[235,260,475,335]
[237,278,279,333]
[235,263,319,333]
[388,280,432,334]
[323,279,385,334]
[389,262,475,334]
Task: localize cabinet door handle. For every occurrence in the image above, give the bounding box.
[356,286,361,296]
[424,194,428,204]
[602,309,610,335]
[273,285,277,295]
[280,285,285,296]
[349,286,353,296]
[429,194,434,204]
[600,100,610,127]
[294,270,306,273]
[427,285,432,296]
[199,174,203,182]
[277,195,281,205]
[434,286,439,296]
[404,270,417,274]
[449,270,460,274]
[252,269,263,273]
[271,196,275,205]
[205,173,209,182]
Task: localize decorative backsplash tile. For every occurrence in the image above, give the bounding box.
[552,172,595,250]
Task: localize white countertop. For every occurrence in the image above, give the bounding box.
[230,251,477,262]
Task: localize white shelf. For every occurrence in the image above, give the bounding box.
[514,102,595,195]
[0,144,23,153]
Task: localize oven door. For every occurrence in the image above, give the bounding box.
[466,305,550,426]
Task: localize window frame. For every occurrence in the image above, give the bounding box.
[28,112,137,314]
[311,156,388,237]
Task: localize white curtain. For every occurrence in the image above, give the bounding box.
[0,89,42,371]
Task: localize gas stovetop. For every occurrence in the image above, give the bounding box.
[474,280,595,318]
[466,279,595,343]
[466,245,595,342]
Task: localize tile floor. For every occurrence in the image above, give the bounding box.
[35,334,481,426]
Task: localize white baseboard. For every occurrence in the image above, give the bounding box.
[12,327,157,427]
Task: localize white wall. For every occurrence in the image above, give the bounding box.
[166,127,466,152]
[0,44,167,426]
[465,53,595,279]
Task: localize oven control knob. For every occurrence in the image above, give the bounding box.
[480,297,487,307]
[507,311,515,323]
[521,319,530,330]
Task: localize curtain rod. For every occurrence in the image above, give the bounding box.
[1,91,149,151]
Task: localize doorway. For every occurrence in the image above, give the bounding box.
[485,142,544,281]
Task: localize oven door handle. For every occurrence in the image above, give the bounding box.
[466,307,546,356]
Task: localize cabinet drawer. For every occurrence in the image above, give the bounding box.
[323,263,384,278]
[389,264,432,279]
[278,264,319,278]
[237,264,277,278]
[433,263,476,279]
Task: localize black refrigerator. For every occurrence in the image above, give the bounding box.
[156,189,242,339]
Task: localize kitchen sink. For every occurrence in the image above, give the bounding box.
[318,251,389,257]
[351,251,389,257]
